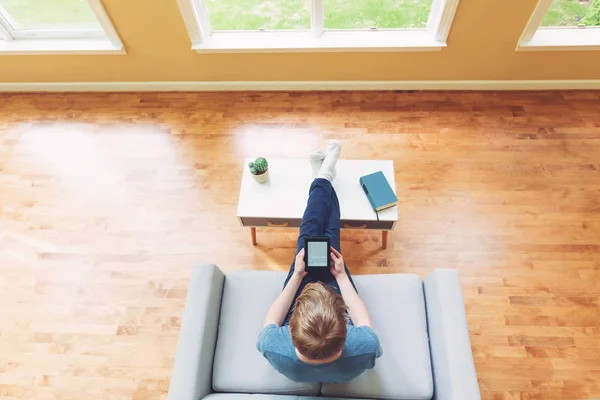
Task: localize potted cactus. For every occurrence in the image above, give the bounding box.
[248,157,269,184]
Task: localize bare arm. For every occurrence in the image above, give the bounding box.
[330,246,373,328]
[263,249,307,327]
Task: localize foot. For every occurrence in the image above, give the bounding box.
[309,150,326,178]
[318,140,341,182]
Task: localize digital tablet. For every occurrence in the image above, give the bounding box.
[304,236,331,270]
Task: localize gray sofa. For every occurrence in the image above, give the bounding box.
[168,265,481,400]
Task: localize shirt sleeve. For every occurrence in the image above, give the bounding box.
[357,326,383,358]
[256,324,278,355]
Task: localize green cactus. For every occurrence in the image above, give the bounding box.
[249,157,268,175]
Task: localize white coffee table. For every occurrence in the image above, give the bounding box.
[237,159,398,249]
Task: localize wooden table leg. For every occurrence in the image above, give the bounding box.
[250,227,257,246]
[382,231,388,250]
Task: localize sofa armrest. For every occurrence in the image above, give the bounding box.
[423,269,481,400]
[168,264,225,400]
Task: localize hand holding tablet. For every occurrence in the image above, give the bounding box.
[329,246,346,279]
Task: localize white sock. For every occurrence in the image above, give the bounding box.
[309,150,326,178]
[318,140,341,182]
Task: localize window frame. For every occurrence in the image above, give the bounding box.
[177,0,461,52]
[0,0,124,54]
[518,0,600,51]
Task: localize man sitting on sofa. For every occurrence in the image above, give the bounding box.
[257,141,383,383]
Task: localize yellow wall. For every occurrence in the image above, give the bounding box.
[1,0,600,82]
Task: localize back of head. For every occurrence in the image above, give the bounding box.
[289,282,347,360]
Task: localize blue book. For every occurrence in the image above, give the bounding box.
[359,171,398,212]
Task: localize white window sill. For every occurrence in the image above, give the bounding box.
[0,38,125,55]
[192,30,446,53]
[517,27,600,51]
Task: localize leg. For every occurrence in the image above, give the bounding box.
[282,142,342,325]
[382,231,388,250]
[322,182,358,294]
[295,179,335,250]
[281,178,335,324]
[250,227,257,246]
[284,178,337,286]
[319,184,358,327]
[324,182,341,252]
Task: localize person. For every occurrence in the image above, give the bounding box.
[256,140,383,383]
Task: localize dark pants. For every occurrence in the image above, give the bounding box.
[282,178,357,325]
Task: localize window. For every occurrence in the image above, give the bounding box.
[518,0,600,50]
[324,0,433,29]
[205,0,311,31]
[177,0,461,52]
[0,0,123,54]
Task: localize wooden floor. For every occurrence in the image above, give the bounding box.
[0,91,599,400]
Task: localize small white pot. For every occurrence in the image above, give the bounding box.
[252,169,269,184]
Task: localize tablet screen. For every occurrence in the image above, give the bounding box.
[307,241,329,267]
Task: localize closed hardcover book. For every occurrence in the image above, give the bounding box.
[359,171,398,212]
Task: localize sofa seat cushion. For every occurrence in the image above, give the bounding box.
[212,271,320,396]
[203,394,298,400]
[321,274,433,400]
[202,393,361,400]
[203,395,362,400]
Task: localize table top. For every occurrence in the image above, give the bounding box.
[237,158,398,222]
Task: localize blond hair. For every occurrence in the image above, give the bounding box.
[289,282,347,360]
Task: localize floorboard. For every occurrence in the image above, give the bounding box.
[0,91,599,400]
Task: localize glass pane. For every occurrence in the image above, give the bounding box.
[0,0,101,30]
[325,0,432,29]
[541,0,600,27]
[206,0,310,30]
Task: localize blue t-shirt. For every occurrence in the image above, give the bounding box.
[256,323,383,383]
